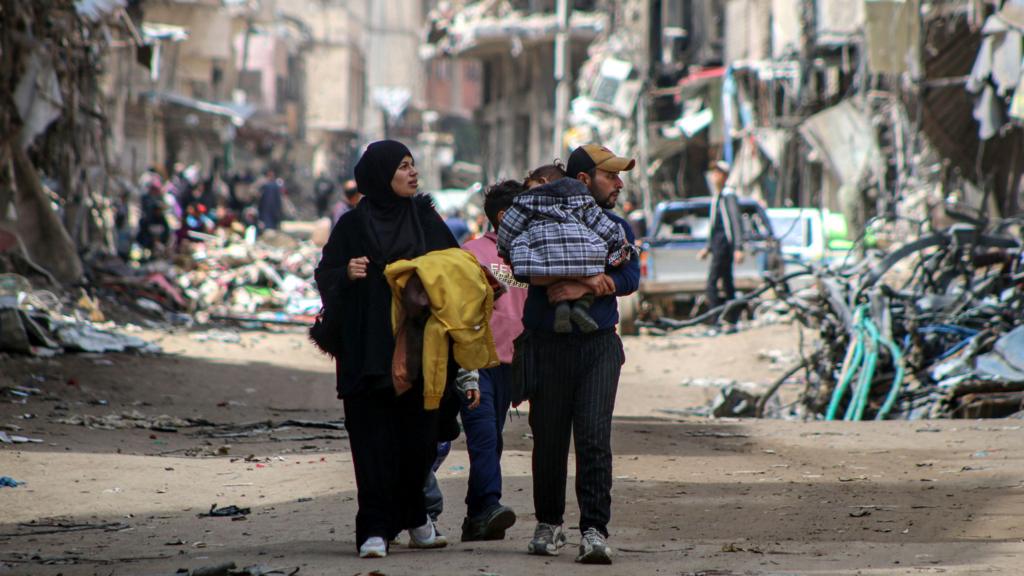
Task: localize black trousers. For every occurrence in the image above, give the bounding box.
[706,247,736,319]
[529,329,623,537]
[343,385,439,549]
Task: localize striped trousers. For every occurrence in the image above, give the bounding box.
[528,328,624,537]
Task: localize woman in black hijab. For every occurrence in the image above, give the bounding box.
[315,140,459,558]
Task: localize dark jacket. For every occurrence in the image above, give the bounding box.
[706,187,744,252]
[314,195,458,399]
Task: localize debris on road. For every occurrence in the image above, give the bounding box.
[0,432,43,444]
[198,504,251,518]
[55,411,212,432]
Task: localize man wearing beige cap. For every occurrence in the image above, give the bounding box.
[521,144,640,565]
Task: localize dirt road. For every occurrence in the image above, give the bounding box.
[2,324,1022,575]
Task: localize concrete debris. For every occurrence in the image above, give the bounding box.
[0,273,160,356]
[95,230,322,327]
[55,411,209,432]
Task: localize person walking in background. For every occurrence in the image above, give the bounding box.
[445,209,471,245]
[333,179,362,224]
[457,179,530,542]
[698,161,745,330]
[520,144,640,565]
[258,168,284,231]
[314,171,336,218]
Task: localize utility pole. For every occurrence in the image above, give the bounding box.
[552,0,572,158]
[637,1,654,231]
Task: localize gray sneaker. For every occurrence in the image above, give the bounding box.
[527,522,567,556]
[575,527,613,564]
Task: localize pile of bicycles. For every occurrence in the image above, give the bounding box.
[646,208,1024,420]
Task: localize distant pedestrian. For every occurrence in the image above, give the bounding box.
[314,172,336,218]
[258,169,284,231]
[519,144,640,565]
[697,161,745,328]
[332,179,362,224]
[445,210,471,245]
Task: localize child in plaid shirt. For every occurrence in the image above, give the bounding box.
[497,164,633,333]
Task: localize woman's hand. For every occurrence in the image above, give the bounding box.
[465,389,481,410]
[347,256,369,281]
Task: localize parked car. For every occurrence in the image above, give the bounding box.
[618,196,781,334]
[765,207,853,268]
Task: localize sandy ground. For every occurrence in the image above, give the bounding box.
[2,322,1023,576]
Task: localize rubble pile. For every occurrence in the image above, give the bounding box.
[772,217,1024,420]
[173,231,321,325]
[0,273,159,357]
[91,229,322,328]
[1,226,324,356]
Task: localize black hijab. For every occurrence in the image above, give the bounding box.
[354,140,426,264]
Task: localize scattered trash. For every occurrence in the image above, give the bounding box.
[195,419,347,441]
[198,504,251,518]
[0,431,43,444]
[711,385,759,418]
[55,410,211,432]
[0,520,130,537]
[0,274,161,356]
[0,476,24,488]
[183,561,236,576]
[192,330,242,344]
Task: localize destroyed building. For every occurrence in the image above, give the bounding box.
[423,0,607,180]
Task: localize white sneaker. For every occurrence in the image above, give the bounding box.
[408,517,448,549]
[359,536,387,558]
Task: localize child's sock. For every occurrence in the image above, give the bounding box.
[570,294,599,333]
[553,301,572,333]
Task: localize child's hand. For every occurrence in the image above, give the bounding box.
[465,389,481,410]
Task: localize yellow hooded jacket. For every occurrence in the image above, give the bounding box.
[384,248,500,409]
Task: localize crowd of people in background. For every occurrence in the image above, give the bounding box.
[122,163,293,260]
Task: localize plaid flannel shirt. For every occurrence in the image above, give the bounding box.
[497,178,629,277]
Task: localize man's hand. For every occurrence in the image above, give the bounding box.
[546,280,591,303]
[465,389,481,410]
[733,250,745,264]
[547,274,616,303]
[347,256,369,281]
[698,247,710,261]
[580,273,616,296]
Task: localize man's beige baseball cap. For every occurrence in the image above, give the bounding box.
[566,144,636,177]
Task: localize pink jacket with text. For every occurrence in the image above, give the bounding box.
[463,232,528,365]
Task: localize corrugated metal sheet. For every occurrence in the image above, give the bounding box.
[921,15,983,176]
[921,11,1021,214]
